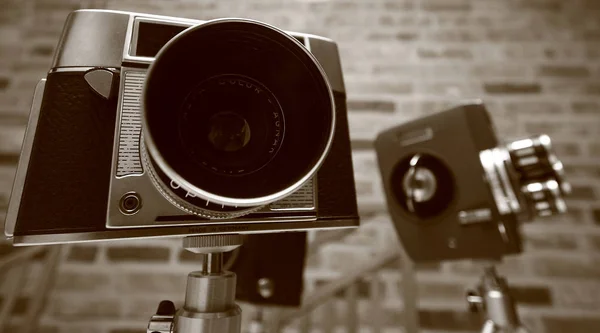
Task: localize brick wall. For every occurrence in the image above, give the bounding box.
[1,0,600,332]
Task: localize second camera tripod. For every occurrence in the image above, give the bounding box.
[466,262,530,333]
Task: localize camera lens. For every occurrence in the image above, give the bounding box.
[142,19,335,214]
[178,74,284,176]
[505,134,571,219]
[391,153,455,220]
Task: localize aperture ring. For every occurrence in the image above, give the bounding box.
[141,139,264,219]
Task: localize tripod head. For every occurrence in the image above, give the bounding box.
[148,234,244,333]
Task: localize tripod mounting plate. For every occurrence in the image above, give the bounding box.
[183,234,243,253]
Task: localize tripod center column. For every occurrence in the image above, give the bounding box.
[176,235,244,333]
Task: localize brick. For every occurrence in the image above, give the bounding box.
[536,206,586,225]
[447,257,525,276]
[563,164,600,178]
[178,249,203,263]
[524,232,579,251]
[383,1,414,10]
[511,285,552,305]
[378,15,421,27]
[320,243,377,273]
[588,235,600,251]
[542,45,587,60]
[552,282,600,309]
[116,272,186,294]
[347,100,395,113]
[0,77,9,90]
[418,310,480,331]
[47,295,121,319]
[123,297,180,319]
[54,270,112,291]
[367,31,419,41]
[415,262,442,271]
[546,142,582,157]
[413,281,465,301]
[30,44,55,57]
[351,140,373,150]
[45,325,103,333]
[524,119,600,137]
[425,30,482,42]
[106,246,170,262]
[568,185,596,200]
[11,297,28,315]
[538,65,591,78]
[314,278,382,299]
[0,125,25,156]
[354,179,374,196]
[484,83,541,94]
[513,0,563,11]
[420,0,471,11]
[418,82,483,97]
[571,101,599,114]
[471,63,532,79]
[417,46,473,60]
[36,327,59,333]
[486,29,544,42]
[34,0,81,11]
[66,245,98,263]
[109,329,145,333]
[532,256,600,279]
[543,316,600,333]
[504,101,564,116]
[586,82,600,94]
[544,81,600,95]
[346,81,413,95]
[503,44,545,60]
[591,143,600,157]
[586,45,600,59]
[0,165,16,209]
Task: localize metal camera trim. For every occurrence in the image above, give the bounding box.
[4,79,46,238]
[4,9,360,245]
[140,17,337,208]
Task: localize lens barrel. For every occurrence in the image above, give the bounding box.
[480,134,570,221]
[506,135,570,218]
[141,19,335,217]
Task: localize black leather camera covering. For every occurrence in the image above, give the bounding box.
[16,71,119,234]
[14,77,357,235]
[375,104,522,262]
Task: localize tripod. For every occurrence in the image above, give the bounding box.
[147,234,245,333]
[466,262,530,333]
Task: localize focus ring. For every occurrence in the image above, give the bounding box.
[141,140,263,219]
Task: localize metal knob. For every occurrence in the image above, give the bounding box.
[466,290,484,313]
[148,300,176,333]
[183,234,244,253]
[506,134,571,218]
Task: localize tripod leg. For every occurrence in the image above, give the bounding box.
[515,325,531,333]
[481,320,496,333]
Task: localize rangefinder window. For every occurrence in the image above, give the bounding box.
[134,21,187,57]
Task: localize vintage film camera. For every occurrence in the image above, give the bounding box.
[375,103,570,263]
[4,9,359,246]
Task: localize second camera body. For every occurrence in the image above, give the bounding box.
[375,103,570,262]
[5,9,359,245]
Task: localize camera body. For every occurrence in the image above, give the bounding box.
[375,103,569,263]
[5,10,359,245]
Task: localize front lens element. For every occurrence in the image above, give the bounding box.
[178,74,284,176]
[142,19,335,209]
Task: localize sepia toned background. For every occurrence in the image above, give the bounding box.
[1,0,600,332]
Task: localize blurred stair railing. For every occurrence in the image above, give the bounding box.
[269,246,419,333]
[0,245,62,333]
